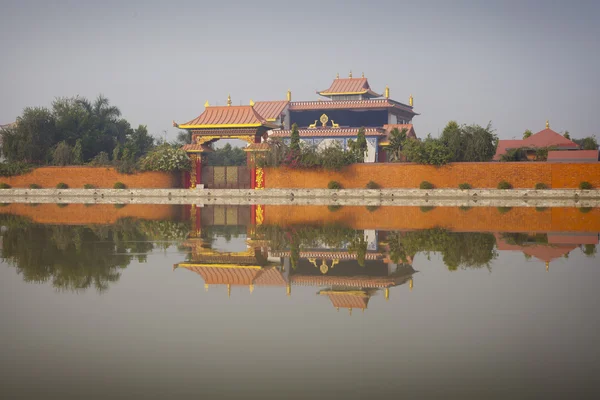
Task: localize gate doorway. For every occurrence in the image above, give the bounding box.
[202,166,251,189]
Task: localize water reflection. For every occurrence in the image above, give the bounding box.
[1,205,598,298]
[0,214,190,292]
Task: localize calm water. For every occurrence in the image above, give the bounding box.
[1,204,599,400]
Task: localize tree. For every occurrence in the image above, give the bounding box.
[52,141,73,166]
[290,123,301,152]
[72,139,83,165]
[173,130,191,146]
[385,127,408,162]
[355,127,368,162]
[563,131,571,140]
[205,143,247,166]
[574,136,599,150]
[523,129,533,139]
[440,121,497,162]
[404,135,452,166]
[122,125,155,161]
[1,107,57,163]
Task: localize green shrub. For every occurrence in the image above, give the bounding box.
[0,162,33,177]
[83,184,96,189]
[366,205,380,212]
[497,206,513,214]
[0,183,11,189]
[497,181,512,190]
[459,206,472,211]
[89,151,111,166]
[579,207,592,214]
[420,206,435,212]
[56,182,68,189]
[113,182,126,189]
[579,181,593,190]
[458,183,472,190]
[534,183,548,190]
[420,181,434,189]
[366,181,380,189]
[327,180,342,190]
[57,203,69,208]
[29,184,41,189]
[327,204,342,212]
[115,159,137,174]
[114,203,127,209]
[536,207,548,212]
[138,144,192,172]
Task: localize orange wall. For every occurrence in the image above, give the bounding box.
[1,167,182,189]
[0,203,181,225]
[265,163,600,189]
[264,205,600,233]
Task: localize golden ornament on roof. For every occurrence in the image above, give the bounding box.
[320,113,329,127]
[227,94,232,106]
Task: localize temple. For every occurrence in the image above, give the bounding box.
[173,73,418,188]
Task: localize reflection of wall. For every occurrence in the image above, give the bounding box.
[265,163,600,189]
[0,204,180,225]
[264,206,600,233]
[2,167,182,188]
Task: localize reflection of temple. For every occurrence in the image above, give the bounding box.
[495,233,599,271]
[175,206,416,313]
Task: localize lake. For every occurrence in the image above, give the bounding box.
[1,204,599,399]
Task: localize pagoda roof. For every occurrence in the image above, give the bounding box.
[289,275,404,289]
[522,128,579,149]
[289,98,417,114]
[318,77,381,98]
[494,127,580,160]
[179,264,262,285]
[176,105,278,129]
[318,290,371,310]
[270,127,386,138]
[253,101,289,121]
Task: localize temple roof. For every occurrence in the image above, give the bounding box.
[289,99,416,114]
[494,127,580,160]
[253,101,289,121]
[270,127,386,138]
[290,275,403,289]
[176,105,278,129]
[180,265,262,285]
[318,77,381,98]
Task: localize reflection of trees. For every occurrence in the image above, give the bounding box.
[257,224,367,269]
[387,228,498,271]
[581,244,597,257]
[1,215,190,293]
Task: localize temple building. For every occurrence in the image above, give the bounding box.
[173,74,418,188]
[494,121,581,161]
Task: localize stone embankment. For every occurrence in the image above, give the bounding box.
[0,188,599,207]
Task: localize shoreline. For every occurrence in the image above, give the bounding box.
[0,188,599,207]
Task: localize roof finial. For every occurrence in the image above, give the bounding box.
[409,94,413,107]
[385,86,389,99]
[546,120,549,129]
[249,99,255,107]
[336,72,339,79]
[204,283,209,292]
[349,70,352,78]
[546,261,549,271]
[384,288,389,301]
[409,278,413,291]
[287,89,292,101]
[204,100,210,108]
[249,284,254,293]
[227,284,231,297]
[361,72,364,78]
[227,94,232,107]
[286,282,291,296]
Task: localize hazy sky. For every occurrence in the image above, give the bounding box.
[1,0,599,141]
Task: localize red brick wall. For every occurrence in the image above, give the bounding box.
[1,167,182,189]
[265,163,600,189]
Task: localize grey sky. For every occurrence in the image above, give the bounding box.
[1,0,599,142]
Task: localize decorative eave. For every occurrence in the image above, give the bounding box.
[289,99,418,114]
[270,127,386,138]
